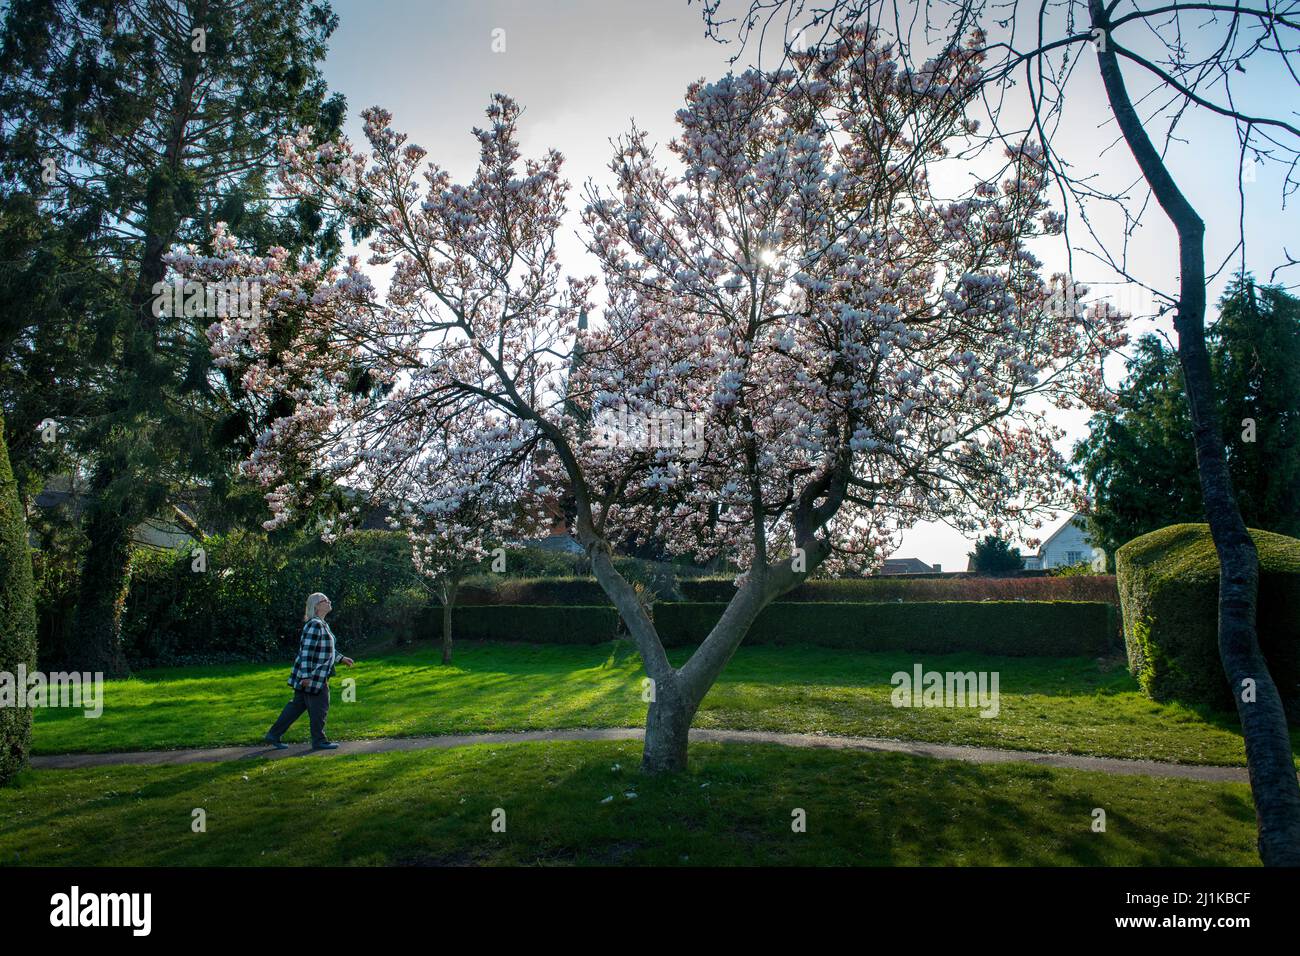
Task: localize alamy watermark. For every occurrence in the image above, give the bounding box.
[592,403,706,459]
[0,665,103,718]
[50,886,150,936]
[1044,280,1157,321]
[152,277,262,322]
[891,663,1000,718]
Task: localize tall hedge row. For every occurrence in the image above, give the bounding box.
[1117,523,1300,718]
[425,600,1114,657]
[677,576,1120,605]
[0,411,38,785]
[441,605,620,645]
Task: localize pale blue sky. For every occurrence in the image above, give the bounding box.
[320,0,1297,569]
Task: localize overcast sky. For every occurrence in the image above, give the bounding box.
[321,0,1297,570]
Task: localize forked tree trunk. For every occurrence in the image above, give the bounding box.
[638,584,779,772]
[1091,2,1300,865]
[581,518,813,773]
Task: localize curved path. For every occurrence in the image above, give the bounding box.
[29,727,1250,782]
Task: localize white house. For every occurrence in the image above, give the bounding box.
[1021,512,1106,571]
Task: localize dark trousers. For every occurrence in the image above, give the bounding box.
[268,684,330,745]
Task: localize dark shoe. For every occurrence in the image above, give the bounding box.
[311,741,339,750]
[263,733,289,750]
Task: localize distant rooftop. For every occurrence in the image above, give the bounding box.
[879,557,939,575]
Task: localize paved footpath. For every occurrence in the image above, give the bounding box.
[29,727,1250,782]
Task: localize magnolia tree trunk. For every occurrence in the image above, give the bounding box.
[583,519,810,773]
[642,677,698,774]
[1092,1,1300,865]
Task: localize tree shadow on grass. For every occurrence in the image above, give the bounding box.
[0,742,1259,866]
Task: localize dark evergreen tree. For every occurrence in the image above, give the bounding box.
[1075,277,1300,561]
[967,534,1024,576]
[0,0,346,673]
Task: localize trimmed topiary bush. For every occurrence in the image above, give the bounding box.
[1116,523,1300,718]
[0,411,38,785]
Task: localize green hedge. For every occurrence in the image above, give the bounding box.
[425,600,1114,656]
[116,527,1118,664]
[1116,523,1300,718]
[656,601,1113,655]
[457,560,691,605]
[450,572,1120,606]
[0,411,38,785]
[436,605,618,644]
[459,577,613,606]
[678,576,1119,604]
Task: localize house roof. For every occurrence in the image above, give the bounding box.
[880,557,936,574]
[1036,511,1094,554]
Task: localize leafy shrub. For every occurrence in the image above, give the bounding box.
[1049,561,1104,578]
[475,577,612,606]
[122,530,432,666]
[376,586,434,647]
[30,528,83,668]
[495,546,588,578]
[1116,523,1300,719]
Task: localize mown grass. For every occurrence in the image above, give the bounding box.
[32,641,1298,766]
[0,740,1260,866]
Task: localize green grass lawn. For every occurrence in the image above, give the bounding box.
[31,640,1298,766]
[0,740,1260,866]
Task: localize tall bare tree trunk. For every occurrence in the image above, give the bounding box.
[1091,1,1300,865]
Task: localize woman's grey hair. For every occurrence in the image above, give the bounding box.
[304,592,329,622]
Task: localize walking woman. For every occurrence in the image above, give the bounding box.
[264,592,354,750]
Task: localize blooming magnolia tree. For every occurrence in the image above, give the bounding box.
[196,32,1124,772]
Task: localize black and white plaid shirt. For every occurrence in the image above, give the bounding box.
[288,617,342,693]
